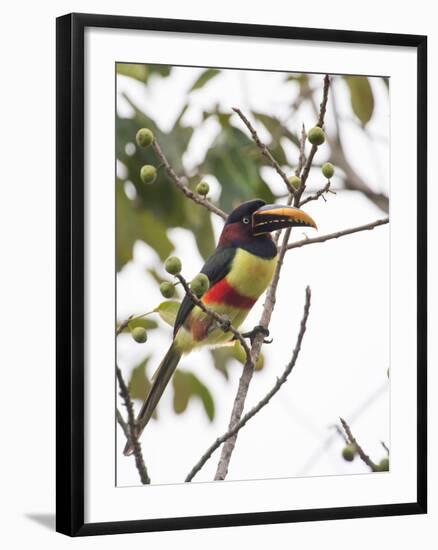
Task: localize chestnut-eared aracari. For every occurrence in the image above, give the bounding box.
[124,199,316,455]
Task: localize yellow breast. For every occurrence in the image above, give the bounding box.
[226,248,277,300]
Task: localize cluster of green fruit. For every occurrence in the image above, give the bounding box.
[287,127,335,191]
[341,444,389,471]
[130,256,210,345]
[136,128,158,184]
[136,127,211,197]
[159,256,210,299]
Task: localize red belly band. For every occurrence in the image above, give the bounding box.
[203,278,256,309]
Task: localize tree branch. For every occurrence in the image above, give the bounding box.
[213,75,330,481]
[152,139,228,220]
[186,287,311,482]
[116,366,151,484]
[294,74,330,205]
[232,107,296,196]
[116,408,130,440]
[339,417,378,472]
[313,81,389,213]
[285,217,389,251]
[299,181,332,206]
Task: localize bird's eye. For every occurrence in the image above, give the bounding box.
[242,216,250,224]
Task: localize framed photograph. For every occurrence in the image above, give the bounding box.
[56,13,427,536]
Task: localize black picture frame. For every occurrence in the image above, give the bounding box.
[56,12,427,537]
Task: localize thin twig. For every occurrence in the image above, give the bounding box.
[296,124,307,177]
[175,274,252,360]
[381,441,390,455]
[299,181,332,206]
[186,287,311,482]
[152,139,227,220]
[339,417,378,472]
[116,366,151,484]
[116,408,130,440]
[285,217,389,251]
[294,74,330,206]
[312,80,388,213]
[232,107,296,196]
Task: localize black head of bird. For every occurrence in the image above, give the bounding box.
[218,199,317,256]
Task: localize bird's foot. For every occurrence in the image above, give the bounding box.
[242,325,272,344]
[219,317,231,333]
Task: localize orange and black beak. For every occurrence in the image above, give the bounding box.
[252,204,317,235]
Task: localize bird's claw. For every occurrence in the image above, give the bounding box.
[242,325,272,344]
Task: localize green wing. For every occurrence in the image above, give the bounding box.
[173,246,236,337]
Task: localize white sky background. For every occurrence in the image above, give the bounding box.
[116,67,389,486]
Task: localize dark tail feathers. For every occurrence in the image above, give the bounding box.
[123,342,182,456]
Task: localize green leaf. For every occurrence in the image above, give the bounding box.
[128,358,151,401]
[210,347,234,380]
[117,63,171,84]
[189,69,220,91]
[172,370,215,421]
[210,341,265,379]
[116,180,174,271]
[181,185,216,260]
[154,301,181,327]
[344,76,374,126]
[202,125,275,212]
[117,317,158,333]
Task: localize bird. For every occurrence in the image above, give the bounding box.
[123,198,316,455]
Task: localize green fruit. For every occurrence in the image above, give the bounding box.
[160,281,175,298]
[164,256,182,275]
[255,353,264,371]
[378,457,389,471]
[342,444,356,462]
[322,162,335,179]
[308,126,326,146]
[190,273,210,297]
[135,128,154,148]
[288,175,302,190]
[232,340,247,363]
[140,165,157,184]
[132,326,147,343]
[196,182,210,196]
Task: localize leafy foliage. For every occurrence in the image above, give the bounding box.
[189,68,220,91]
[117,63,171,84]
[172,370,215,421]
[344,76,374,126]
[154,301,181,327]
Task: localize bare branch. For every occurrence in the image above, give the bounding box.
[299,181,332,206]
[296,124,307,176]
[116,408,130,440]
[175,274,252,360]
[285,217,389,251]
[213,75,331,481]
[232,107,296,196]
[313,81,389,213]
[214,223,295,480]
[186,287,312,482]
[152,139,227,220]
[340,417,378,472]
[294,74,330,205]
[116,366,151,484]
